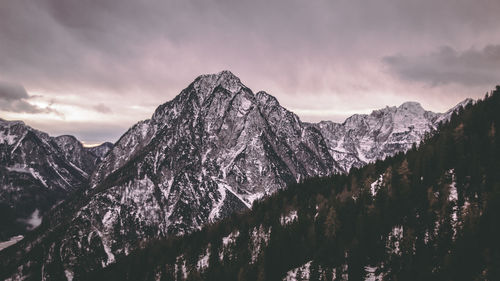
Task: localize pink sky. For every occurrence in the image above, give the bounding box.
[1,0,499,144]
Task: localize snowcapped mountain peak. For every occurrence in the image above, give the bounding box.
[217,69,241,85]
[60,71,343,276]
[367,101,425,119]
[312,98,474,172]
[398,101,424,111]
[191,70,244,102]
[54,134,80,144]
[0,118,25,127]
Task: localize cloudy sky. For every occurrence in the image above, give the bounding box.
[1,0,499,145]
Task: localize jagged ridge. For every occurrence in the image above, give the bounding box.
[0,119,111,240]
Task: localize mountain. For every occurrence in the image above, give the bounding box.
[86,87,500,281]
[0,71,472,280]
[88,70,337,233]
[0,119,108,240]
[86,142,113,160]
[311,99,473,172]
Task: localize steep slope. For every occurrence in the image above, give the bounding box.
[312,99,472,172]
[52,135,101,176]
[0,119,105,240]
[87,87,500,281]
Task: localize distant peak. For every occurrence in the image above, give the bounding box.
[454,98,474,109]
[396,101,427,114]
[399,101,423,109]
[55,134,79,141]
[0,118,25,127]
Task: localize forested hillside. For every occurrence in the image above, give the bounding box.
[88,86,499,280]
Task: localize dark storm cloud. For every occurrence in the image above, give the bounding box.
[1,0,499,94]
[384,45,500,86]
[0,81,52,113]
[0,81,30,100]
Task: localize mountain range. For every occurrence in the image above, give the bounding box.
[0,71,472,280]
[87,87,500,281]
[0,118,112,240]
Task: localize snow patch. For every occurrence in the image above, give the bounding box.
[102,210,118,230]
[387,225,403,255]
[212,178,252,208]
[220,230,239,261]
[0,130,18,145]
[280,210,298,225]
[95,230,115,266]
[196,246,210,271]
[448,169,458,202]
[448,169,459,240]
[175,255,187,280]
[365,265,383,281]
[17,209,42,230]
[64,269,74,281]
[249,225,271,263]
[370,174,384,196]
[244,192,265,207]
[283,261,311,281]
[6,166,48,188]
[0,235,23,251]
[68,161,88,177]
[29,168,49,188]
[209,183,227,221]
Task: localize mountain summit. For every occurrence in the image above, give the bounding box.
[313,99,470,172]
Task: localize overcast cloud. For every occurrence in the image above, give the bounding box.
[0,0,499,143]
[384,45,500,86]
[0,81,57,114]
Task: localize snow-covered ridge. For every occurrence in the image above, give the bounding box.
[0,235,23,251]
[313,98,472,172]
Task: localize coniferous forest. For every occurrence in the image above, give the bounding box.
[83,87,500,281]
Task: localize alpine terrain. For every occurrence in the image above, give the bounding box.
[0,119,111,241]
[0,71,472,280]
[89,86,500,281]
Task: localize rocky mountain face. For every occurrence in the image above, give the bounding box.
[86,142,113,160]
[311,99,472,172]
[0,119,110,240]
[0,71,471,280]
